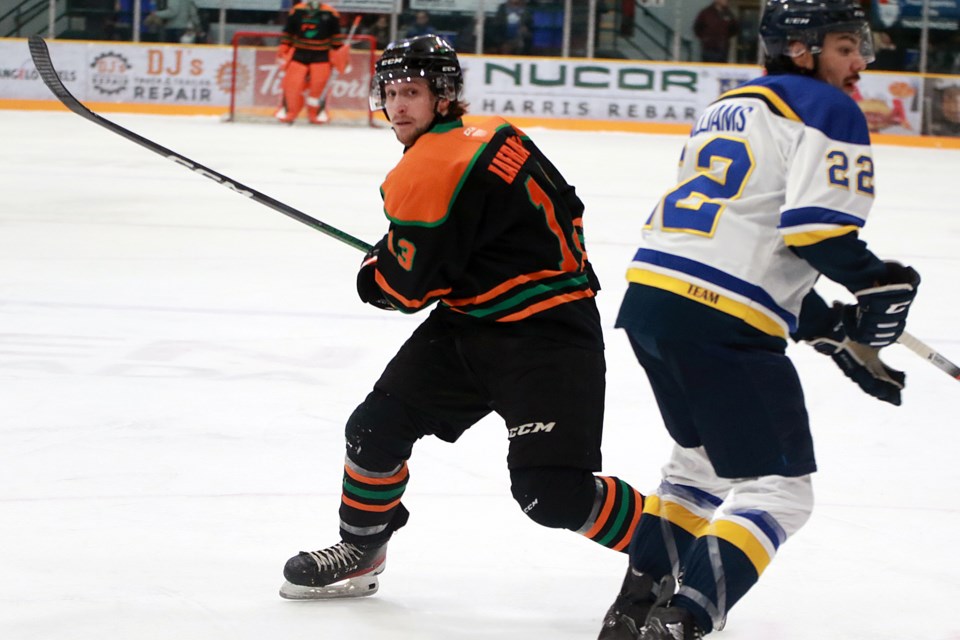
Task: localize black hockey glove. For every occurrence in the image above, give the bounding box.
[356,241,394,310]
[841,261,920,347]
[808,307,905,406]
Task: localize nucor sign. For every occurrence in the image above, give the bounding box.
[480,61,699,93]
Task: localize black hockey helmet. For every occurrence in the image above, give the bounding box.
[759,0,874,65]
[369,35,464,110]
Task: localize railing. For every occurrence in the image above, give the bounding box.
[1,0,112,40]
[611,2,693,62]
[1,0,52,37]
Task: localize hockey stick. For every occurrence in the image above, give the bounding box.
[317,15,363,114]
[898,331,960,381]
[27,36,373,254]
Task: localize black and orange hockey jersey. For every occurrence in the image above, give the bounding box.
[373,116,603,347]
[281,1,344,64]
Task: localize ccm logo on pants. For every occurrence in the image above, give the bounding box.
[508,422,556,438]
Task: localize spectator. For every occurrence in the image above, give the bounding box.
[405,11,434,38]
[364,14,391,50]
[489,0,533,55]
[871,30,901,70]
[108,0,160,41]
[149,0,202,44]
[693,0,739,63]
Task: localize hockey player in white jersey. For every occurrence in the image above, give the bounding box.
[597,1,921,639]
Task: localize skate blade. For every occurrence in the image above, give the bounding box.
[279,574,380,600]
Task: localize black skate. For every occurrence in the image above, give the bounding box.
[279,541,388,600]
[639,575,705,640]
[598,567,657,640]
[640,606,704,640]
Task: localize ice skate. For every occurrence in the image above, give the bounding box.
[638,575,704,640]
[639,606,704,640]
[274,107,295,125]
[308,108,329,125]
[598,567,656,640]
[279,540,387,600]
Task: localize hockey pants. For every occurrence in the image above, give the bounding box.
[279,60,331,123]
[336,388,643,553]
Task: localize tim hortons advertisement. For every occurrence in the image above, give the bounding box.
[230,47,371,115]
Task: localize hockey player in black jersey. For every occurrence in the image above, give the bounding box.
[278,36,645,603]
[597,1,921,639]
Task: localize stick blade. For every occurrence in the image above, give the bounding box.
[28,36,58,91]
[28,36,108,126]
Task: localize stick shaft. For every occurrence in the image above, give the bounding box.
[898,331,960,380]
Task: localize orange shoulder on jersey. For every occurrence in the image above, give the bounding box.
[290,1,339,13]
[381,117,513,228]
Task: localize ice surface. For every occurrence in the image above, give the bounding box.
[1,110,958,640]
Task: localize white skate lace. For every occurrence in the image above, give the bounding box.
[306,543,362,570]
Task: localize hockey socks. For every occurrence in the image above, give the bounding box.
[578,475,644,552]
[339,458,410,544]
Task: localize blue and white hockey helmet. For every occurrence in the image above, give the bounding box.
[760,0,875,64]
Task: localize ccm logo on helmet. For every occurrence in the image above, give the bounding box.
[508,422,556,438]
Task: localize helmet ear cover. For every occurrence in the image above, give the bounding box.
[759,0,875,67]
[370,35,464,111]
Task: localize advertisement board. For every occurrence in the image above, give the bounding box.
[231,45,371,114]
[0,38,370,114]
[461,56,761,124]
[410,0,499,14]
[922,75,960,135]
[853,73,924,135]
[1,39,953,141]
[0,39,236,107]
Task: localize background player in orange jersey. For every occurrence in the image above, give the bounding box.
[278,35,646,602]
[275,0,345,125]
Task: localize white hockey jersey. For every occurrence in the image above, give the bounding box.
[626,74,874,339]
